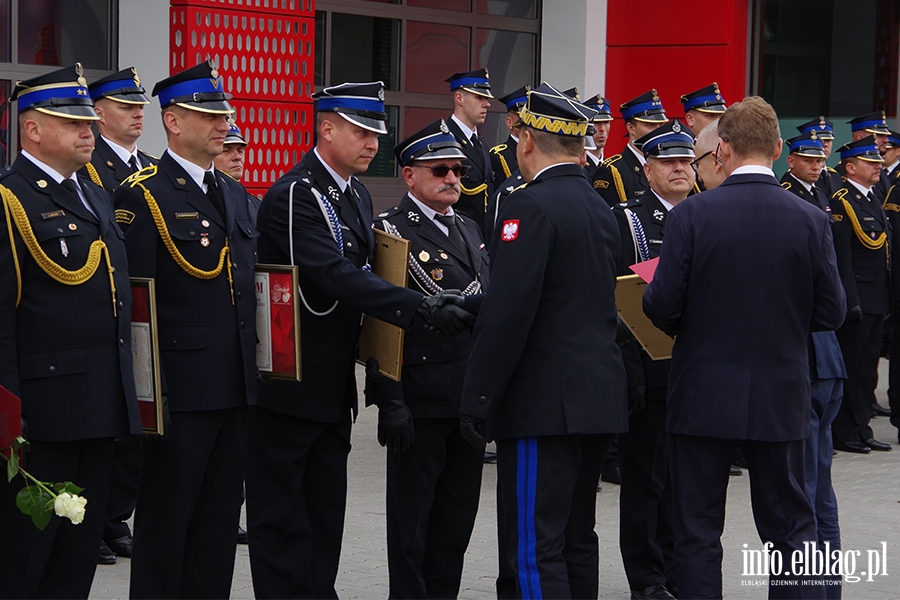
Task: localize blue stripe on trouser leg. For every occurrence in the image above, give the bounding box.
[516,437,542,599]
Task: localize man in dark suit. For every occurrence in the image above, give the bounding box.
[460,83,628,599]
[445,68,495,232]
[643,96,846,599]
[591,90,667,207]
[247,81,473,599]
[612,119,696,600]
[830,136,893,454]
[489,85,528,182]
[0,63,141,599]
[366,119,489,599]
[80,67,159,193]
[114,61,259,599]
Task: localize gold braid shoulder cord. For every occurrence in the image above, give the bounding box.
[0,184,117,315]
[84,162,104,189]
[129,179,234,304]
[835,189,889,267]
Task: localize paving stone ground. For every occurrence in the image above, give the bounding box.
[91,362,900,599]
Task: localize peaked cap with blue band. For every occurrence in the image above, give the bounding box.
[498,85,530,113]
[312,81,387,134]
[848,111,890,135]
[519,82,598,137]
[797,116,834,140]
[224,119,247,146]
[885,129,900,149]
[445,68,493,99]
[584,94,613,122]
[152,60,233,115]
[89,67,150,105]
[10,63,99,121]
[785,132,825,158]
[394,119,466,166]
[839,135,885,162]
[620,89,666,123]
[636,119,695,159]
[680,82,726,114]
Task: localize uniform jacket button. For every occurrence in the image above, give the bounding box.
[48,365,56,373]
[172,340,178,346]
[119,338,125,346]
[189,231,196,237]
[240,321,246,329]
[395,310,402,318]
[237,291,242,300]
[479,395,488,404]
[421,356,427,362]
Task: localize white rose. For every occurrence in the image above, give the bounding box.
[54,492,87,525]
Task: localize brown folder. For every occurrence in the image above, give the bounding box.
[616,274,674,360]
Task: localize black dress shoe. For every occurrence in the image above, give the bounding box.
[631,583,675,599]
[105,533,133,558]
[237,525,249,545]
[98,540,116,565]
[872,403,892,417]
[864,438,892,451]
[601,467,621,485]
[834,441,871,454]
[729,466,743,476]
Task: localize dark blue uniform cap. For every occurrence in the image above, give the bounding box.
[584,94,613,122]
[224,120,247,146]
[394,118,466,166]
[152,60,233,114]
[10,63,99,120]
[785,132,825,158]
[620,89,666,123]
[498,85,530,112]
[636,119,695,159]
[680,82,726,113]
[312,81,387,134]
[886,129,900,148]
[519,82,597,137]
[796,116,834,140]
[838,135,885,162]
[445,68,493,98]
[847,111,890,135]
[89,67,150,105]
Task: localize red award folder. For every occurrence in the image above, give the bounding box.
[0,384,22,457]
[629,256,659,283]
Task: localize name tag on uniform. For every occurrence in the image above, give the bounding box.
[175,212,199,220]
[41,210,65,220]
[863,217,875,221]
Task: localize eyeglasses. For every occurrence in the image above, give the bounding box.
[690,151,713,171]
[413,163,470,178]
[715,142,724,166]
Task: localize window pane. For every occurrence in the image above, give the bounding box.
[330,13,400,91]
[18,0,111,69]
[0,0,10,62]
[475,29,535,101]
[408,0,470,12]
[369,105,399,177]
[404,107,448,138]
[405,22,469,95]
[314,11,325,87]
[476,0,536,19]
[1,80,9,166]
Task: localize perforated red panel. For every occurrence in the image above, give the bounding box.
[169,1,315,198]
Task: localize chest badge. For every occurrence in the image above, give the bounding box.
[37,179,48,188]
[439,251,449,259]
[200,233,210,247]
[419,250,431,262]
[652,209,665,222]
[201,219,210,227]
[68,223,77,230]
[408,211,420,224]
[431,268,444,281]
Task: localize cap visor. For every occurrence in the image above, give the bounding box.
[859,155,886,163]
[175,100,235,115]
[694,106,726,114]
[593,115,614,122]
[633,114,668,123]
[462,86,494,99]
[34,105,100,121]
[414,147,467,162]
[105,92,151,105]
[816,133,835,140]
[584,136,597,151]
[866,127,891,135]
[793,150,826,158]
[337,111,388,134]
[651,148,695,159]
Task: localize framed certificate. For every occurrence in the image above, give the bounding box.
[255,264,302,381]
[357,229,410,381]
[130,278,165,435]
[615,274,674,361]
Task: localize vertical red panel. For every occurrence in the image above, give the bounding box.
[169,0,315,198]
[604,0,748,155]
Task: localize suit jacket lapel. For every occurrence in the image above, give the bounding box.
[306,153,369,248]
[447,118,486,182]
[160,152,225,229]
[402,195,474,270]
[95,136,134,183]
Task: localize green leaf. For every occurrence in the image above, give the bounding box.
[6,450,18,483]
[15,486,54,531]
[61,482,84,495]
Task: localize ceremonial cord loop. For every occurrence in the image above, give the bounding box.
[1,184,117,314]
[84,163,104,189]
[839,196,890,267]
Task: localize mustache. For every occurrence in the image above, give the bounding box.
[437,184,461,194]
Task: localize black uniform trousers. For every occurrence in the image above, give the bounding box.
[246,405,352,599]
[669,435,823,599]
[618,399,675,592]
[496,434,612,600]
[890,316,900,431]
[386,418,483,599]
[130,407,247,599]
[833,314,883,443]
[0,438,114,599]
[104,435,142,540]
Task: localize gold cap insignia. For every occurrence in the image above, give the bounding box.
[132,67,140,87]
[37,179,48,188]
[440,119,449,134]
[651,89,659,101]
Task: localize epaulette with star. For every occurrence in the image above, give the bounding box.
[0,166,12,182]
[489,143,507,155]
[614,198,641,210]
[123,164,158,187]
[140,150,160,161]
[826,166,837,173]
[376,205,404,220]
[601,154,623,167]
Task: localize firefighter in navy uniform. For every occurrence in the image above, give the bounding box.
[80,67,159,193]
[583,94,613,179]
[679,82,726,136]
[797,116,842,199]
[366,119,490,599]
[0,64,141,600]
[780,132,833,213]
[489,85,529,182]
[114,61,260,599]
[214,119,260,228]
[445,68,495,232]
[844,111,891,202]
[591,89,667,207]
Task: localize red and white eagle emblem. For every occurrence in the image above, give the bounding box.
[501,219,520,242]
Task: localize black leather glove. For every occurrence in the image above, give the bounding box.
[615,315,636,347]
[459,415,486,449]
[628,385,646,417]
[377,398,414,453]
[847,305,863,323]
[417,291,477,336]
[365,357,385,381]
